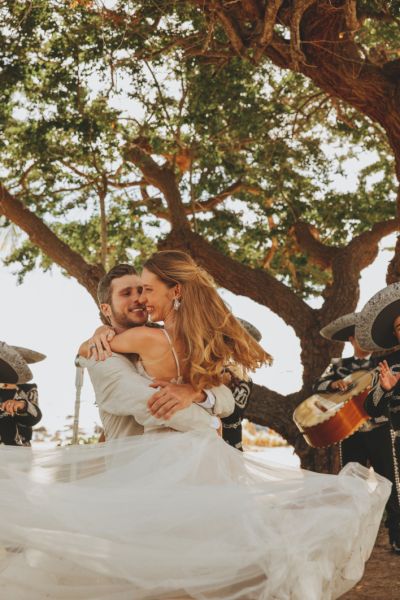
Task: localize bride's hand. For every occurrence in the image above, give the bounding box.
[88,326,115,361]
[148,381,203,419]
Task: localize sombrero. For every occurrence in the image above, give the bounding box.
[0,342,46,384]
[237,318,262,342]
[319,312,357,342]
[10,345,46,364]
[356,283,400,352]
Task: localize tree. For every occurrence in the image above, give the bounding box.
[0,1,399,469]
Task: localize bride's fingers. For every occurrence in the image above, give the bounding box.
[100,334,112,357]
[149,391,170,414]
[95,338,106,361]
[88,340,98,361]
[154,398,178,418]
[163,401,181,420]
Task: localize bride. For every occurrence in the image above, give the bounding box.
[0,251,391,600]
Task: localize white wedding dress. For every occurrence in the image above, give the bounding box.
[0,428,391,600]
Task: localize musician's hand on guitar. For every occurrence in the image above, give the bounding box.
[379,360,400,391]
[330,380,350,392]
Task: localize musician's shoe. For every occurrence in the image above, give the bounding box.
[391,541,400,554]
[389,530,400,554]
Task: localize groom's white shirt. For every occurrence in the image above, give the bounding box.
[77,353,235,439]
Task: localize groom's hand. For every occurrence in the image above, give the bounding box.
[148,381,205,420]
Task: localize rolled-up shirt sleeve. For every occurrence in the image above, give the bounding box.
[211,384,235,417]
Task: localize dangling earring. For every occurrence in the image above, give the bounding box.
[173,298,181,311]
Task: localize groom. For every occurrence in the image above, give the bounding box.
[77,264,235,440]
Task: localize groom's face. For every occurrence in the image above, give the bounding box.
[106,274,147,329]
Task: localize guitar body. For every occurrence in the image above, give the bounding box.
[293,370,373,448]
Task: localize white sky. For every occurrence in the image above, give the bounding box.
[0,234,395,434]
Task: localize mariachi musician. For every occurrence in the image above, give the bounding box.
[355,283,400,555]
[314,312,389,470]
[220,318,261,451]
[0,341,44,446]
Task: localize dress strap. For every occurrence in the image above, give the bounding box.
[162,329,181,380]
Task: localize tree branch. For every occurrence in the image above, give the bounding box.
[292,221,339,269]
[124,144,190,231]
[245,382,294,434]
[212,1,247,58]
[387,187,400,284]
[254,0,284,62]
[160,227,314,339]
[290,0,317,70]
[193,179,243,211]
[322,217,400,321]
[344,0,360,33]
[0,184,104,301]
[193,1,400,177]
[98,176,108,270]
[108,179,145,189]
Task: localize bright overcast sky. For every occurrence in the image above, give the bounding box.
[0,234,395,434]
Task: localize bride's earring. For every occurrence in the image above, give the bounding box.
[173,298,181,311]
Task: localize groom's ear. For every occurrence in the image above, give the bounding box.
[100,303,112,320]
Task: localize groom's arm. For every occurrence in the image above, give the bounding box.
[78,355,220,432]
[148,381,235,420]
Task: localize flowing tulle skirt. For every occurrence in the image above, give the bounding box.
[0,431,391,600]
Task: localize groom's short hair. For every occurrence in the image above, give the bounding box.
[97,264,138,306]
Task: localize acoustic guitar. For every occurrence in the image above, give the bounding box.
[293,370,374,448]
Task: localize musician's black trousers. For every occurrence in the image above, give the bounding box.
[341,423,400,537]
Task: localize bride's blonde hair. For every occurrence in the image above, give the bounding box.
[143,250,272,390]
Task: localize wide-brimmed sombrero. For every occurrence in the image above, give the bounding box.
[320,312,357,342]
[237,318,262,342]
[356,283,400,351]
[0,342,46,384]
[10,345,46,364]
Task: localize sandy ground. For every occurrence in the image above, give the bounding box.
[341,526,400,599]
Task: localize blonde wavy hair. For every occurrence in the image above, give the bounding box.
[143,250,272,390]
